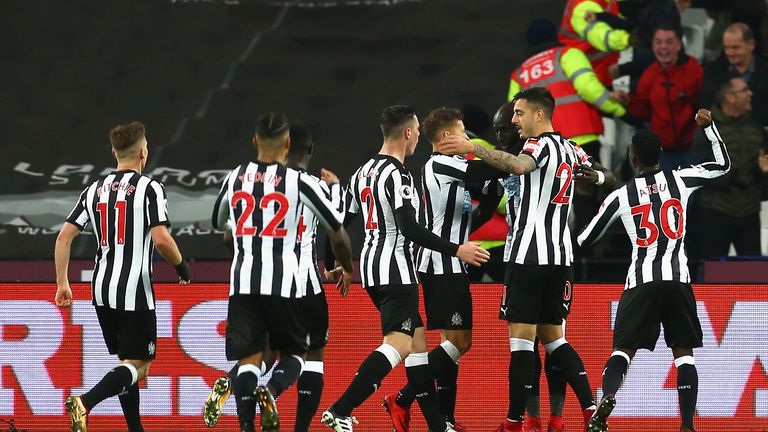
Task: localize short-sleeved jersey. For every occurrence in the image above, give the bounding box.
[66,170,169,311]
[506,132,591,266]
[578,123,730,289]
[296,171,344,296]
[417,154,472,275]
[346,155,420,288]
[213,161,343,298]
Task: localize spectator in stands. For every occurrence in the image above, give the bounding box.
[604,0,683,91]
[627,22,703,170]
[695,75,768,258]
[559,0,631,87]
[700,23,768,126]
[683,0,768,61]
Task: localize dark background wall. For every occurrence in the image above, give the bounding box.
[0,0,564,260]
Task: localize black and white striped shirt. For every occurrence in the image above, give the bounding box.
[577,123,730,289]
[347,155,420,288]
[506,132,591,266]
[213,161,344,298]
[417,154,473,275]
[66,170,169,311]
[296,172,344,296]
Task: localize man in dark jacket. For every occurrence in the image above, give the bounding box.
[700,22,768,127]
[695,74,768,258]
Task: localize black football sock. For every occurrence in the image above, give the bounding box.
[234,364,262,426]
[507,338,535,422]
[228,363,239,388]
[333,344,400,417]
[82,364,136,411]
[430,343,460,423]
[675,357,698,429]
[118,383,144,432]
[545,351,567,416]
[396,383,416,408]
[405,352,445,432]
[295,361,324,432]
[546,340,595,410]
[526,340,542,418]
[268,354,304,398]
[602,351,630,398]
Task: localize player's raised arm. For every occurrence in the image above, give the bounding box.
[677,109,731,189]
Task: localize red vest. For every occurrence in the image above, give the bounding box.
[559,0,620,87]
[510,47,604,138]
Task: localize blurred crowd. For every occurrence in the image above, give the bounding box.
[484,0,768,271]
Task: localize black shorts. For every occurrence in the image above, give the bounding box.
[419,272,472,330]
[613,281,703,351]
[365,284,423,337]
[225,294,308,361]
[300,290,329,351]
[500,263,573,325]
[96,306,157,361]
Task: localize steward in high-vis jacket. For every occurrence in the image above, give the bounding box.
[508,45,626,148]
[559,0,630,87]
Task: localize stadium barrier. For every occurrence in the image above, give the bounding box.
[0,283,766,431]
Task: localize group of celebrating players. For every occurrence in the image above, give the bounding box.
[54,86,729,432]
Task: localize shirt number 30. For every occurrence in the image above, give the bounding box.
[630,199,684,247]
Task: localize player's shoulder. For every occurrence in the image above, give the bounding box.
[431,153,468,166]
[379,155,411,178]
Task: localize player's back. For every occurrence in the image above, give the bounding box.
[215,161,343,298]
[579,122,731,288]
[217,161,305,298]
[66,169,169,311]
[615,169,695,288]
[417,154,471,274]
[508,132,590,266]
[347,154,419,287]
[296,170,343,296]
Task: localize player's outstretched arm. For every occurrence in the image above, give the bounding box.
[393,204,490,266]
[576,190,622,247]
[150,225,191,284]
[438,135,536,175]
[54,222,81,307]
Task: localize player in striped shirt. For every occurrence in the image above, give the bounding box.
[212,114,353,432]
[439,87,599,432]
[322,105,489,432]
[578,110,729,432]
[383,107,508,432]
[202,123,344,432]
[55,121,191,432]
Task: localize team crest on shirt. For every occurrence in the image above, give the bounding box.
[148,341,155,356]
[453,155,466,161]
[451,312,463,326]
[400,318,413,332]
[399,185,413,199]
